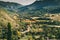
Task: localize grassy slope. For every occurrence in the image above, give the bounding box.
[0,8,19,28]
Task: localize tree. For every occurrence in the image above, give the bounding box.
[7,22,12,40]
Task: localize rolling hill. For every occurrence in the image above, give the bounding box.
[0,0,60,18]
[0,8,20,29]
[0,0,60,14]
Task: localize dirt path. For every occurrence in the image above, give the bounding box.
[21,26,31,34]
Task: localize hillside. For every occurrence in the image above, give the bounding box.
[17,0,60,13]
[0,1,23,12]
[0,0,60,15]
[0,8,20,28]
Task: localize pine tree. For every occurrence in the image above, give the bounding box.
[7,22,12,40]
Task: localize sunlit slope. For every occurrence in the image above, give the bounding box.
[0,8,19,28]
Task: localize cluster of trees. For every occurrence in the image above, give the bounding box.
[1,20,60,40]
[22,25,60,40]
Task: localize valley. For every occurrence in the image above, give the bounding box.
[0,0,60,40]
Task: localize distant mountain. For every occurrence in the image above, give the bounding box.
[0,0,60,15]
[0,1,23,12]
[17,0,60,13]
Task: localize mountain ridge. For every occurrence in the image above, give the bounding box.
[0,0,60,15]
